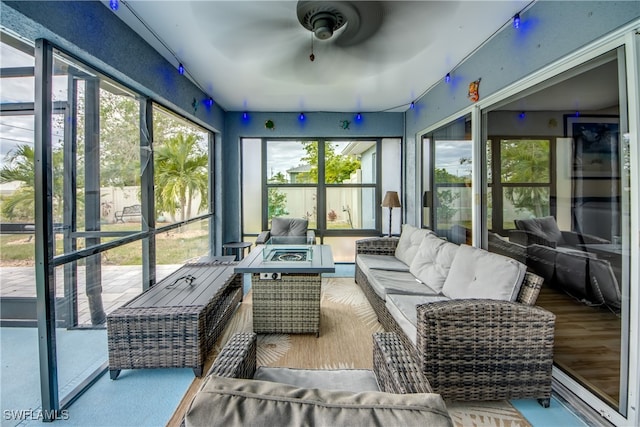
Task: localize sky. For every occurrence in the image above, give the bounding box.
[434,140,472,177]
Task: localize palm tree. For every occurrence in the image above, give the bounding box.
[0,144,66,222]
[154,133,208,222]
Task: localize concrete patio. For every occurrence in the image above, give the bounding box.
[0,265,182,326]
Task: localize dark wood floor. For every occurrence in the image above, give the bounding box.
[536,285,622,409]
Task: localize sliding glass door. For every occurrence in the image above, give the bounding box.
[483,48,631,416]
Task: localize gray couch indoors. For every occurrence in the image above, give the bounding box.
[502,216,621,310]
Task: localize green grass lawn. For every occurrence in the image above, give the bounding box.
[0,222,209,266]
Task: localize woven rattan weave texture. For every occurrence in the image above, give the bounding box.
[107,263,242,379]
[252,272,321,336]
[355,236,554,404]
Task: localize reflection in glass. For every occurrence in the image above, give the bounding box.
[503,188,550,229]
[484,52,628,413]
[434,133,472,244]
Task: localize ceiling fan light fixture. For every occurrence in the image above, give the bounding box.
[311,12,337,40]
[297,1,347,41]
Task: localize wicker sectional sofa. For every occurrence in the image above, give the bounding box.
[355,224,556,406]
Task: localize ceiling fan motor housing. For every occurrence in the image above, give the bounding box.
[297,1,348,40]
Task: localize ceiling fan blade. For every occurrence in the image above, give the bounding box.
[337,1,461,64]
[190,1,303,61]
[334,1,383,47]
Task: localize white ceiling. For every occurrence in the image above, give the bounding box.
[108,0,530,113]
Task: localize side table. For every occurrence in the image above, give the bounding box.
[223,241,252,260]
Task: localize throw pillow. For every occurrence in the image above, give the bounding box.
[395,224,435,266]
[409,234,459,292]
[442,244,526,301]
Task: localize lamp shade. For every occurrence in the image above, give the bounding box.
[381,191,401,208]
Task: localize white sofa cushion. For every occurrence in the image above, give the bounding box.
[409,234,459,293]
[394,224,435,266]
[442,244,526,301]
[367,270,439,300]
[356,254,410,279]
[386,294,449,346]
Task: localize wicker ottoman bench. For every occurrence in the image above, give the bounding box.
[107,263,242,379]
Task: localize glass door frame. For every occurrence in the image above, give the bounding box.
[415,25,639,426]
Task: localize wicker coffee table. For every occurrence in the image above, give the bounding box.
[234,244,334,337]
[107,263,242,379]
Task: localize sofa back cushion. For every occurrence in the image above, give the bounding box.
[514,216,564,246]
[395,224,435,266]
[409,234,459,292]
[442,244,526,301]
[185,375,453,427]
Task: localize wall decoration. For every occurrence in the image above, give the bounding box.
[340,120,351,130]
[191,98,198,114]
[566,115,620,179]
[468,78,481,102]
[265,119,275,130]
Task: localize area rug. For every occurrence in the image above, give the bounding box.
[168,277,531,427]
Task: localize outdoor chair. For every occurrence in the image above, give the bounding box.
[255,217,316,245]
[183,332,453,427]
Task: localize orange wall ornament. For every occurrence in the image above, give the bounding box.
[468,78,481,103]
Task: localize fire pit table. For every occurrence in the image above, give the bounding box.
[234,240,334,337]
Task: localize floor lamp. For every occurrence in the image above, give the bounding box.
[382,191,401,237]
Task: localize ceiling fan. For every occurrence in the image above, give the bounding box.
[296,1,383,46]
[190,1,455,84]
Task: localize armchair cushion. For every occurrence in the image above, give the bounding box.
[257,218,315,245]
[409,234,459,293]
[271,217,309,237]
[186,375,452,427]
[253,367,379,393]
[442,244,526,301]
[394,224,435,266]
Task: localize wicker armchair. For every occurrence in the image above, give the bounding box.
[355,236,556,407]
[207,332,433,393]
[184,332,453,426]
